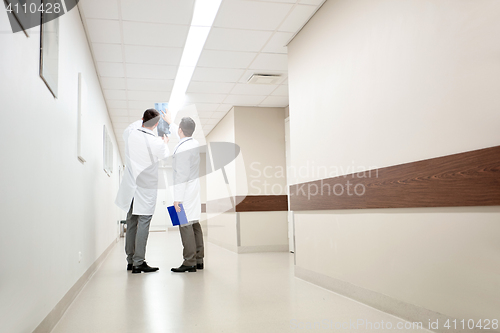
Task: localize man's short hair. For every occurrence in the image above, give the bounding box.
[179,117,196,137]
[143,109,160,127]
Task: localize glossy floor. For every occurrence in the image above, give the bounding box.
[51,231,431,333]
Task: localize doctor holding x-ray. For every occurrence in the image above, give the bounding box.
[115,109,170,274]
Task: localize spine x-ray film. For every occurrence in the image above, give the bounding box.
[154,102,170,137]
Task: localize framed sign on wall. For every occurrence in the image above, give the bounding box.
[103,125,114,177]
[40,8,59,98]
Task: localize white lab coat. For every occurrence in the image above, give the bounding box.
[115,120,170,215]
[170,123,201,223]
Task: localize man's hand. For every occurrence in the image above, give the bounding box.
[162,134,169,144]
[161,108,172,125]
[174,201,181,213]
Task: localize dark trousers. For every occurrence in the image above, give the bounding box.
[179,221,204,266]
[125,201,152,266]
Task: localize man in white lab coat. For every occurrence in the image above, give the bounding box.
[115,109,170,273]
[162,110,203,273]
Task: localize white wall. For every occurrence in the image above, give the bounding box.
[0,8,122,333]
[288,0,500,321]
[289,0,500,185]
[206,108,236,201]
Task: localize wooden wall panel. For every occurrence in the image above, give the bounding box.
[206,195,288,213]
[290,145,500,211]
[235,195,288,212]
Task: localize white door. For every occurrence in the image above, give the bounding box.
[285,117,295,253]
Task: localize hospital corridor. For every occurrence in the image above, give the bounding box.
[0,0,499,332]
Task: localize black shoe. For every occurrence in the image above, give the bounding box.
[171,265,197,273]
[132,262,159,274]
[197,263,204,270]
[127,264,133,271]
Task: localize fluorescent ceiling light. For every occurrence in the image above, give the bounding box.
[192,0,222,27]
[179,27,211,67]
[169,0,222,115]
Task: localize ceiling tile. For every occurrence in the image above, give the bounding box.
[260,95,289,106]
[251,0,297,2]
[211,111,227,119]
[299,0,325,5]
[189,103,220,112]
[128,100,154,111]
[100,77,126,90]
[230,83,278,95]
[111,116,129,123]
[261,32,294,54]
[86,19,122,44]
[278,4,317,32]
[185,94,227,104]
[113,123,129,130]
[128,90,170,102]
[92,43,123,62]
[107,100,128,108]
[126,78,174,91]
[187,81,235,94]
[206,119,220,125]
[197,50,257,69]
[104,90,127,100]
[204,28,273,52]
[120,0,194,25]
[271,85,289,96]
[109,108,129,116]
[125,64,178,80]
[191,68,245,83]
[223,95,266,105]
[81,0,119,19]
[217,104,234,112]
[98,62,125,77]
[249,53,288,71]
[124,45,182,65]
[204,125,215,133]
[122,22,189,47]
[197,111,214,119]
[129,110,148,119]
[214,1,293,31]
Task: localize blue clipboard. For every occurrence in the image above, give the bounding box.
[167,203,188,226]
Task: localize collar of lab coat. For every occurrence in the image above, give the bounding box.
[178,136,191,144]
[139,126,155,136]
[174,136,193,154]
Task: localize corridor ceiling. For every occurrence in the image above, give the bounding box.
[78,0,324,159]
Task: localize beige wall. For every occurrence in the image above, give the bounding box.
[205,106,288,253]
[234,106,287,196]
[239,211,288,250]
[206,213,238,252]
[288,0,500,321]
